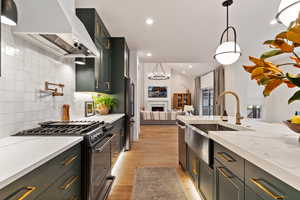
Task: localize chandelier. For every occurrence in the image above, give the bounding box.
[148,63,170,80]
[214,0,241,65]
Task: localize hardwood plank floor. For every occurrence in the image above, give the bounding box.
[108,125,201,200]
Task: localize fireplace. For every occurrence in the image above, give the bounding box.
[152,106,164,112]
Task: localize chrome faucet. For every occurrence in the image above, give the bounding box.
[217,91,243,125]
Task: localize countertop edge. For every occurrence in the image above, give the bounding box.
[209,132,300,191]
[0,137,83,190]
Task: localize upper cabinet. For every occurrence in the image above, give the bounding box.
[111,38,130,80]
[75,8,111,93]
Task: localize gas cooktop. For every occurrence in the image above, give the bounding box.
[14,121,105,136]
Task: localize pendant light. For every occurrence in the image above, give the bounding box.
[276,0,300,26]
[1,0,18,26]
[214,0,241,65]
[75,57,87,65]
[148,63,170,80]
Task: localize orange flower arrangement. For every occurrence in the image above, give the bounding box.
[243,14,300,104]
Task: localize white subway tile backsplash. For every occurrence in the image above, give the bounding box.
[0,24,90,138]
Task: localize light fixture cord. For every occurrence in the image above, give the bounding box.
[226,5,229,42]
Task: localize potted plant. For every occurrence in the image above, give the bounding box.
[93,95,117,115]
[242,13,300,140]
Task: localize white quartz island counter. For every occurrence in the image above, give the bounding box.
[77,113,125,124]
[177,115,300,191]
[0,136,83,190]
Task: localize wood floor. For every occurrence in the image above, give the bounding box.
[108,125,201,200]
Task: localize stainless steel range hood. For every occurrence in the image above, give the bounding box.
[14,0,98,57]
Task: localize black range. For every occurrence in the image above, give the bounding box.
[14,120,115,200]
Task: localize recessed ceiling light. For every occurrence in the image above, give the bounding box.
[145,18,154,25]
[270,19,277,25]
[188,65,193,69]
[146,52,152,57]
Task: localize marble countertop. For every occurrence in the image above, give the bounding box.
[76,113,125,124]
[0,136,83,190]
[177,115,300,191]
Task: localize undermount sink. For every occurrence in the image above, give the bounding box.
[191,124,238,134]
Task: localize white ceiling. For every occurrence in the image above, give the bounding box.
[76,0,284,66]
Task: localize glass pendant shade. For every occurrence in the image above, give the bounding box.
[214,0,241,65]
[215,41,241,65]
[1,0,18,26]
[276,0,300,26]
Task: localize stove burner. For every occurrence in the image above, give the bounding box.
[14,121,105,136]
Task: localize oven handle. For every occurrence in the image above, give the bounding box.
[103,124,114,132]
[94,135,115,153]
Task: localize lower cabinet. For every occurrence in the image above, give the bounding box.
[214,159,244,200]
[111,117,125,167]
[187,147,200,189]
[245,186,265,200]
[199,159,213,200]
[177,121,187,170]
[0,144,82,200]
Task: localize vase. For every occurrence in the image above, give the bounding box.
[97,105,109,115]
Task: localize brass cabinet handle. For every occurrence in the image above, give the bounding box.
[63,155,78,166]
[217,167,233,179]
[192,158,198,175]
[217,152,235,162]
[60,176,79,190]
[18,187,36,200]
[250,178,285,199]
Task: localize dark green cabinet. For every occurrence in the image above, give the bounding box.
[111,117,125,167]
[177,121,187,170]
[187,147,200,189]
[245,186,264,200]
[199,159,213,200]
[76,8,111,93]
[110,38,130,113]
[245,160,299,200]
[214,160,244,200]
[213,142,300,200]
[0,144,81,200]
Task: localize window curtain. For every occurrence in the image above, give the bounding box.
[213,66,225,115]
[194,77,201,115]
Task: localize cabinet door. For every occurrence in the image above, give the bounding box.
[102,47,111,93]
[178,124,187,170]
[214,160,244,200]
[199,159,213,200]
[124,41,129,78]
[245,186,264,200]
[187,148,199,189]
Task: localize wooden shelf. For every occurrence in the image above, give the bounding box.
[173,93,191,110]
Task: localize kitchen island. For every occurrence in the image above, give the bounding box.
[177,115,300,200]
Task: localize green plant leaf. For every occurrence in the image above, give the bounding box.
[260,50,283,59]
[93,95,117,110]
[288,90,300,104]
[286,73,300,87]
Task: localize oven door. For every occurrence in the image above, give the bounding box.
[90,135,113,200]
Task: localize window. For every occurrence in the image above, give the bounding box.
[202,88,214,116]
[247,105,261,119]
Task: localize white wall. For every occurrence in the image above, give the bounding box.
[0,24,93,138]
[143,63,172,111]
[140,63,195,111]
[224,52,300,122]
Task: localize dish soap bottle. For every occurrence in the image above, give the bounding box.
[221,110,228,122]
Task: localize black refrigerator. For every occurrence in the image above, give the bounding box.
[111,37,133,151]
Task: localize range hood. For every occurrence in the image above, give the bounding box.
[14,0,98,57]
